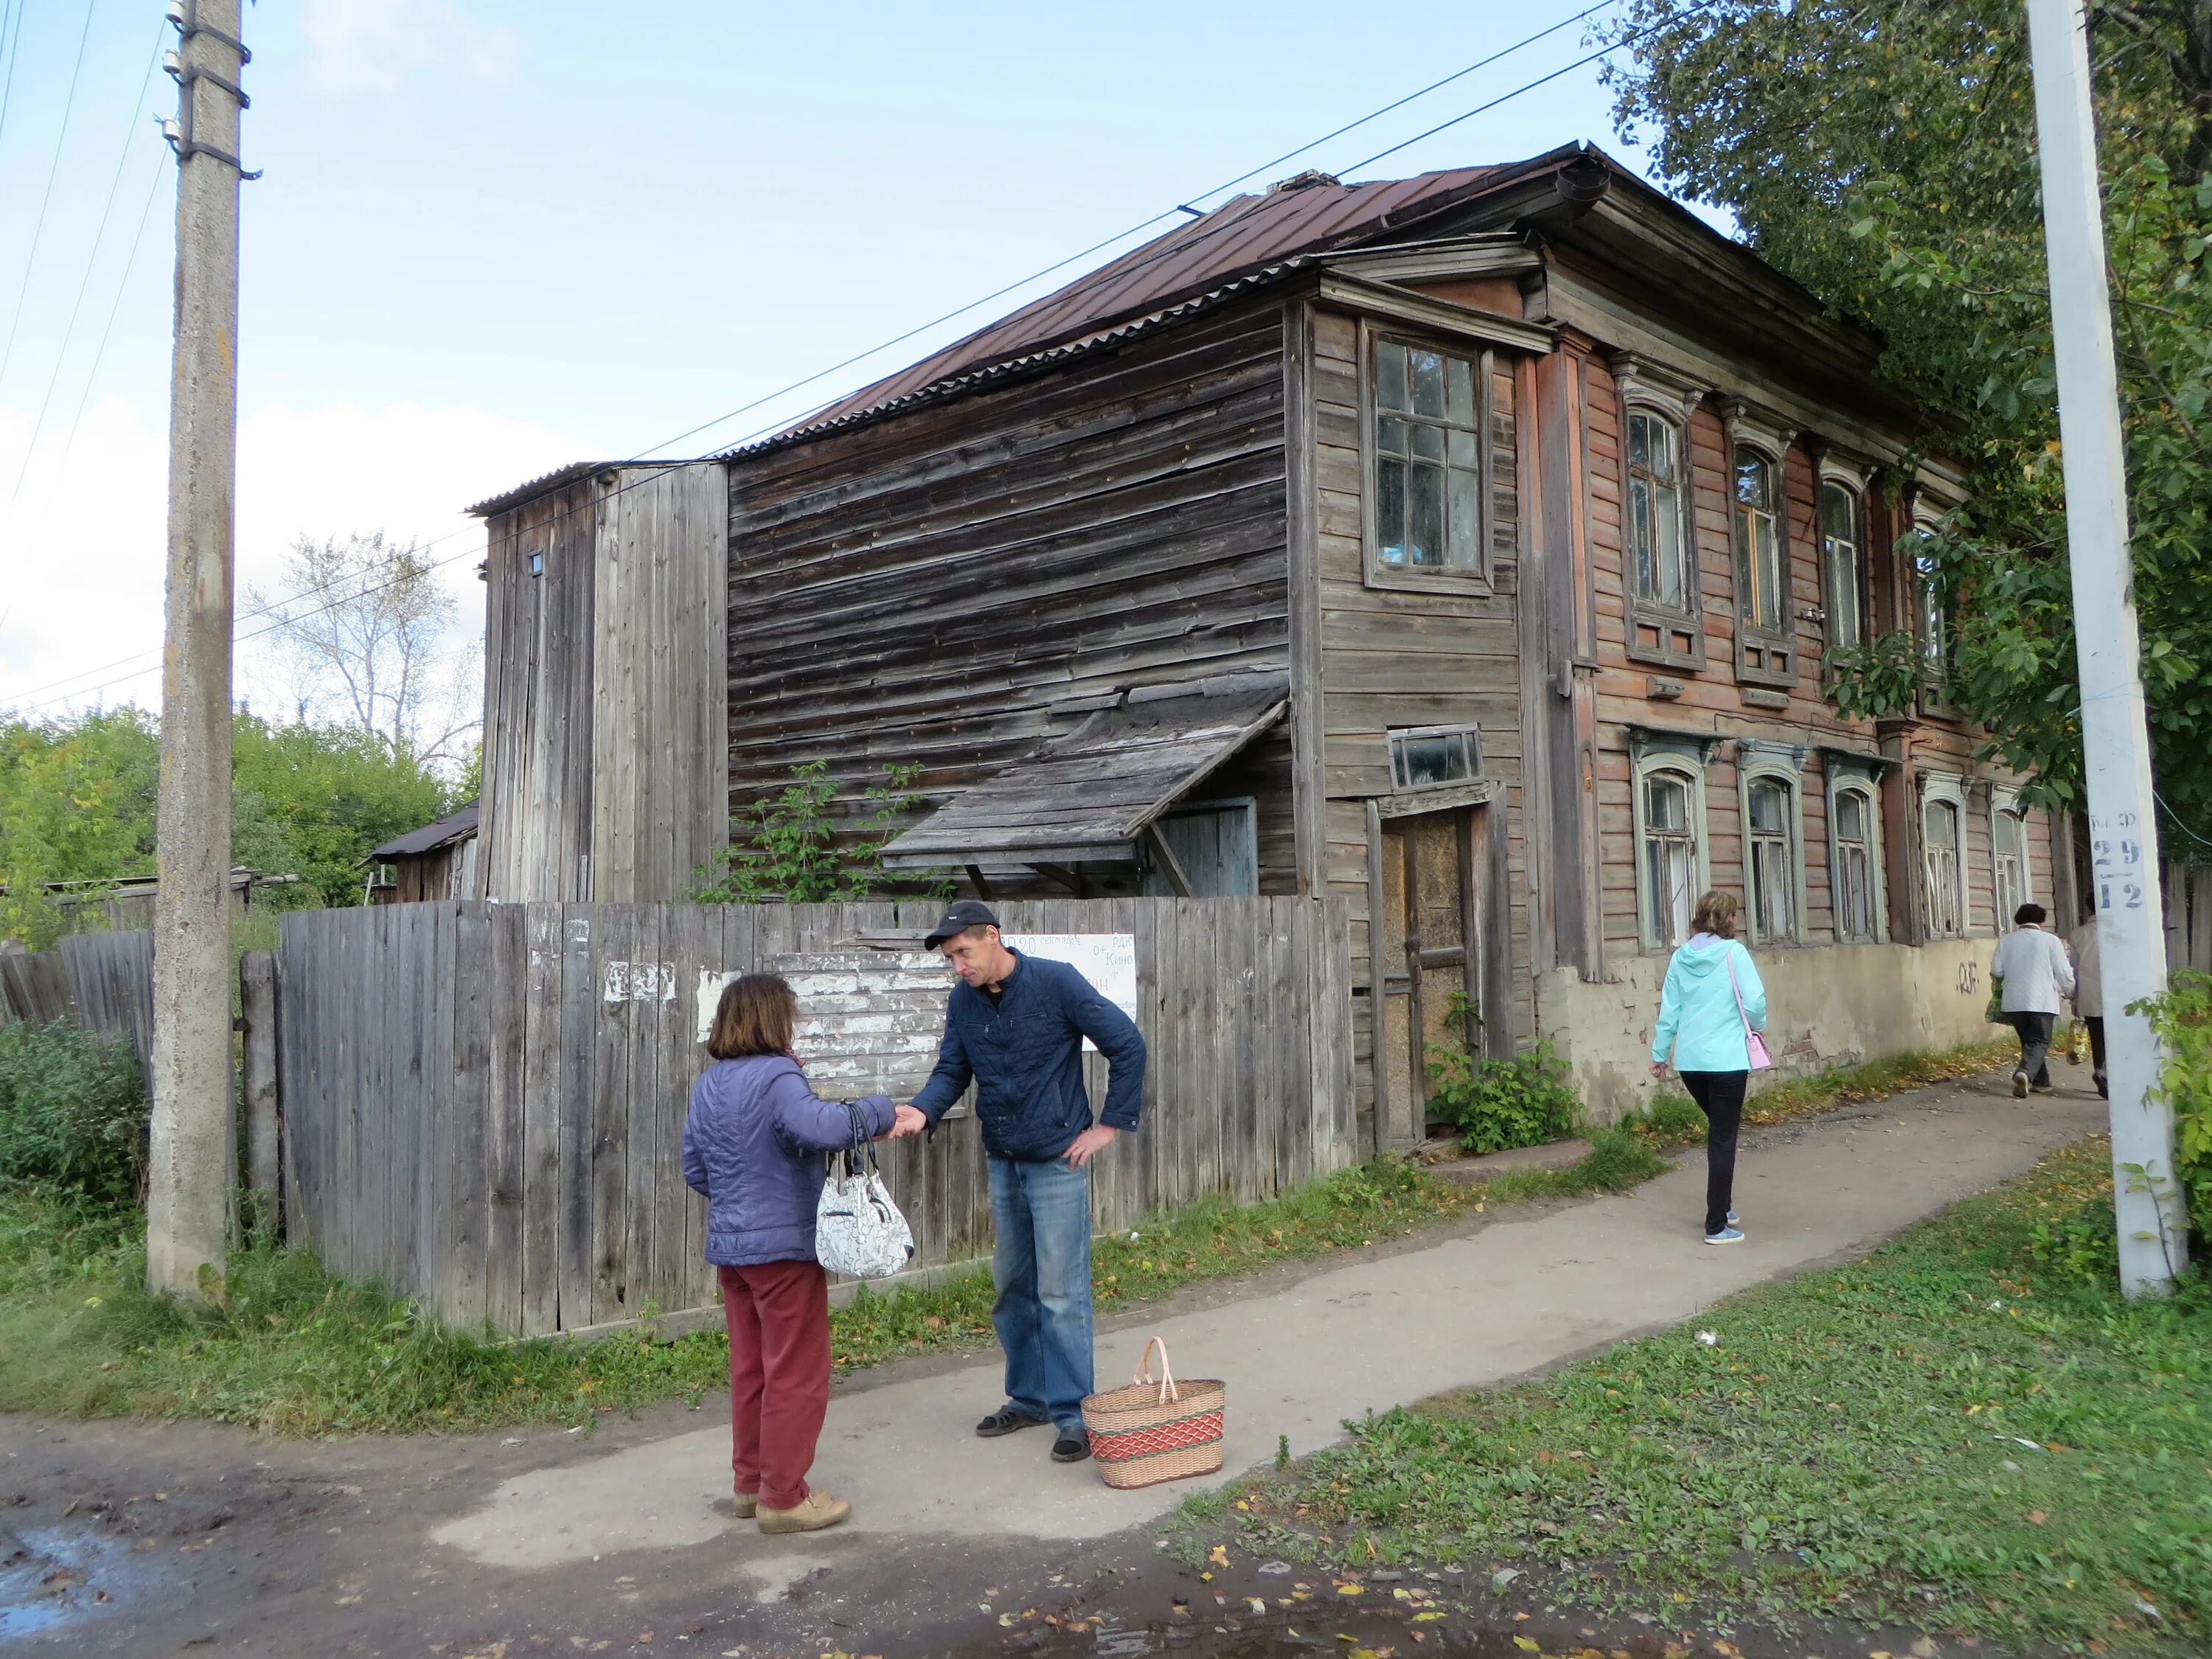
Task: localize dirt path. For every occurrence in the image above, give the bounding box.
[0,1072,2106,1657]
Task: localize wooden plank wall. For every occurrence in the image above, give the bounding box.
[276,896,1354,1337]
[723,300,1295,897]
[0,929,156,1082]
[1301,302,1531,1143]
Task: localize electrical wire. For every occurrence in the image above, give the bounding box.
[0,0,29,156]
[10,18,169,501]
[55,131,167,473]
[4,2,1646,714]
[0,0,102,399]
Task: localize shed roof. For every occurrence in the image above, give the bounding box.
[880,674,1288,870]
[369,800,481,862]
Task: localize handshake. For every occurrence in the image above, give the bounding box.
[879,1103,928,1141]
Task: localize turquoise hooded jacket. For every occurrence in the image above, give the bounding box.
[1651,934,1768,1072]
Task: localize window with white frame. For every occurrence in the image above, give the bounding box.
[1746,775,1798,942]
[1734,448,1786,634]
[1629,411,1688,611]
[1993,803,2029,928]
[1372,338,1486,578]
[1388,725,1481,792]
[1832,784,1880,942]
[1820,479,1866,653]
[1640,764,1701,950]
[1921,782,1968,939]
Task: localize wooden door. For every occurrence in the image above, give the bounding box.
[1143,799,1259,897]
[1377,805,1481,1138]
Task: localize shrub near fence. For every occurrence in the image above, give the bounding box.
[276,897,1355,1339]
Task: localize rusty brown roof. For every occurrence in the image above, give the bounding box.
[787,161,1522,439]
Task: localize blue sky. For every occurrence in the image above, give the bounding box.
[0,0,1705,714]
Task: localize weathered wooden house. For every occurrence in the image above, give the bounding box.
[469,142,2069,1142]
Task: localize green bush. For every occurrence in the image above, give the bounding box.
[1424,1037,1582,1154]
[0,1021,148,1206]
[1622,1090,1707,1144]
[2025,1190,2121,1286]
[2135,967,2211,1234]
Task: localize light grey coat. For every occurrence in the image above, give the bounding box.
[2070,922,2103,1018]
[1992,925,2076,1015]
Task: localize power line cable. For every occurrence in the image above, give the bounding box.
[55,133,167,473]
[0,0,100,398]
[5,4,1641,714]
[11,18,167,501]
[0,0,29,156]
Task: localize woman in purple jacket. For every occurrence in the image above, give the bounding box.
[682,974,919,1534]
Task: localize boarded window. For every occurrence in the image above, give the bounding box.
[1747,776,1797,942]
[1644,769,1698,949]
[1924,796,1965,938]
[1629,412,1688,611]
[1374,340,1486,575]
[1833,786,1877,942]
[1821,481,1865,652]
[1734,449,1785,632]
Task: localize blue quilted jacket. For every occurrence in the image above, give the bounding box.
[681,1055,895,1267]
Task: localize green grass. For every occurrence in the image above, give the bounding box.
[1202,1138,2212,1657]
[0,1036,2011,1438]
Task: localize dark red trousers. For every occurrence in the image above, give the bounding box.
[717,1259,831,1511]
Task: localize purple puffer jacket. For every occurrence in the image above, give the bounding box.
[681,1055,896,1267]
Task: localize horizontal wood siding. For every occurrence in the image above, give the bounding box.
[277,897,1355,1336]
[724,302,1294,889]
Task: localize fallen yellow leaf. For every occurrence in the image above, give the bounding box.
[1514,1639,1542,1653]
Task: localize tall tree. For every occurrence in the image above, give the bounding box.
[1603,0,2212,845]
[246,532,480,768]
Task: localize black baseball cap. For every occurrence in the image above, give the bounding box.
[923,900,999,950]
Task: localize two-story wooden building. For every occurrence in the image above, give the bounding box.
[469,143,2070,1144]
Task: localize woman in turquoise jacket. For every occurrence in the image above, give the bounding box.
[1649,890,1767,1245]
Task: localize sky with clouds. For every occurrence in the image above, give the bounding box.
[0,0,1707,722]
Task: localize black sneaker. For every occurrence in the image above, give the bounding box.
[1051,1429,1092,1464]
[975,1405,1048,1439]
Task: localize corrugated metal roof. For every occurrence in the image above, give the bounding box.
[465,461,611,519]
[801,164,1511,432]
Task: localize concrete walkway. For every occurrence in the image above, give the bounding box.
[433,1077,2105,1575]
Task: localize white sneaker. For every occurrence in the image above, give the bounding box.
[2011,1070,2029,1099]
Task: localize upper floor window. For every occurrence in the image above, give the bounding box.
[1820,481,1865,652]
[1994,805,2029,928]
[1832,783,1879,942]
[1373,339,1485,577]
[1389,725,1481,792]
[1923,793,1966,938]
[1745,774,1799,943]
[1734,448,1786,633]
[1628,412,1688,611]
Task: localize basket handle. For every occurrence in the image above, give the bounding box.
[1132,1335,1180,1405]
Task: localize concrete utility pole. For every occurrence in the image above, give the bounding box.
[2024,0,2188,1294]
[148,0,253,1302]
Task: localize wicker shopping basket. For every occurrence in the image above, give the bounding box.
[1080,1337,1225,1489]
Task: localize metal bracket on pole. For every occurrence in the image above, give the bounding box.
[166,0,252,63]
[162,1,260,179]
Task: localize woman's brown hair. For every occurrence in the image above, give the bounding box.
[706,973,797,1060]
[1690,890,1741,940]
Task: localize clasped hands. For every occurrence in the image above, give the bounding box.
[880,1103,928,1141]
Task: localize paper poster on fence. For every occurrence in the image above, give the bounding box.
[1001,933,1138,1051]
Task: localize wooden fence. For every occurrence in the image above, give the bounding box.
[0,929,156,1070]
[275,897,1355,1338]
[2164,859,2212,975]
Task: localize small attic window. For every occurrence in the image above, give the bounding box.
[1389,725,1481,792]
[528,550,544,577]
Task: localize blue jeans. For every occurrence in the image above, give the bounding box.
[987,1153,1093,1432]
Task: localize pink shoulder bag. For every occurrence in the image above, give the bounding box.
[1726,950,1773,1071]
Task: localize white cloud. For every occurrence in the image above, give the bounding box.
[299,0,518,94]
[0,397,596,719]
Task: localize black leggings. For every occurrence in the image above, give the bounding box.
[1678,1070,1747,1236]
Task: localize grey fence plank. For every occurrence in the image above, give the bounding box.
[557,905,597,1331]
[483,902,529,1335]
[445,902,493,1330]
[521,903,566,1335]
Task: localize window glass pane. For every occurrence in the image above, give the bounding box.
[1410,349,1447,418]
[1629,476,1655,599]
[1408,462,1446,566]
[1995,810,2024,858]
[1749,777,1789,833]
[1646,417,1675,482]
[1378,416,1408,456]
[1446,355,1475,425]
[1411,423,1446,462]
[1376,456,1408,565]
[1755,510,1784,626]
[1734,450,1770,509]
[1377,344,1408,411]
[1447,428,1478,468]
[1646,772,1688,831]
[1628,412,1650,472]
[1652,479,1683,608]
[1835,790,1865,842]
[1396,732,1475,787]
[1820,481,1855,542]
[1447,467,1482,571]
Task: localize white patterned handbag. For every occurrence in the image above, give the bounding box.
[813,1104,914,1280]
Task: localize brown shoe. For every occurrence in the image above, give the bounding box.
[757,1492,851,1535]
[732,1486,757,1519]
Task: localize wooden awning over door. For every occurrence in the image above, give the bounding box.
[880,673,1287,872]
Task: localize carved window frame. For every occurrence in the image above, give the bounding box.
[1726,403,1800,689]
[1991,782,2031,931]
[1360,325,1499,598]
[1630,732,1717,953]
[1825,759,1888,945]
[1611,355,1707,672]
[1919,771,1970,940]
[1736,740,1810,947]
[1817,455,1871,664]
[1908,496,1961,719]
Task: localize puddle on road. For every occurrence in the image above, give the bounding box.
[0,1523,150,1641]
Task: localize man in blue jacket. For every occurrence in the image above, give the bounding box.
[898,900,1147,1463]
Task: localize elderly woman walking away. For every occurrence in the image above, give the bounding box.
[1649,891,1768,1246]
[682,973,923,1535]
[1993,902,2076,1098]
